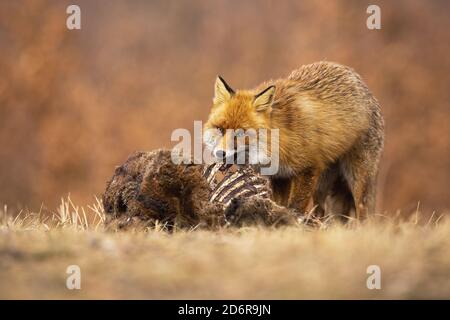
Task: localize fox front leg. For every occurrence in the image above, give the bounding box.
[270,177,292,207]
[288,168,319,214]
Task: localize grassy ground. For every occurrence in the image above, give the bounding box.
[0,198,449,299]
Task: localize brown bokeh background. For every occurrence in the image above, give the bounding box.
[0,0,449,214]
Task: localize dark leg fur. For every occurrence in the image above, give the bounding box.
[270,177,292,207]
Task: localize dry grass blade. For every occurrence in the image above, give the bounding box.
[0,197,449,299]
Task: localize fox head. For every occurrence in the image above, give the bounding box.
[203,76,275,163]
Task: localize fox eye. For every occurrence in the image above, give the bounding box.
[216,127,225,135]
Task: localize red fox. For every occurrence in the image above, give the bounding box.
[203,61,384,219]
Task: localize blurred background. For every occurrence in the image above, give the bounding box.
[0,0,448,215]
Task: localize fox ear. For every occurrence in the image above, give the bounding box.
[214,76,234,105]
[254,86,275,112]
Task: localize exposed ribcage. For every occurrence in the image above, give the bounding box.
[203,163,272,208]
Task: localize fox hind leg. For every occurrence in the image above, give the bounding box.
[313,164,339,217]
[326,174,355,221]
[314,162,355,221]
[339,152,379,219]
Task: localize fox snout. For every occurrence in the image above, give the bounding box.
[203,128,237,162]
[213,134,238,162]
[204,130,245,162]
[213,147,236,161]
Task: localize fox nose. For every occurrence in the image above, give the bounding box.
[215,150,226,159]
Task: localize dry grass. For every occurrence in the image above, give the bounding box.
[0,197,449,299]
